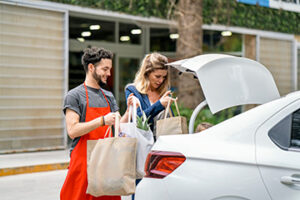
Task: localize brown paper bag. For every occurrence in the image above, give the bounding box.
[156,98,188,137]
[86,116,137,197]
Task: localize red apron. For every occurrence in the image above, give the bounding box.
[60,83,121,200]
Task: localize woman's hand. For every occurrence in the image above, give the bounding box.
[120,94,140,123]
[159,90,172,107]
[127,93,140,109]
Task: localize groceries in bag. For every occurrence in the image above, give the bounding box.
[120,97,154,178]
[86,115,137,196]
[156,97,188,137]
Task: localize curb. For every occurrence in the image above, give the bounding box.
[0,162,69,177]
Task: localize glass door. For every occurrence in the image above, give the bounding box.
[118,57,140,113]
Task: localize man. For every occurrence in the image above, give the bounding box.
[60,47,132,200]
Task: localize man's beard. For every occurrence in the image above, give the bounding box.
[92,71,106,87]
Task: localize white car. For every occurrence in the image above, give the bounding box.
[135,54,300,200]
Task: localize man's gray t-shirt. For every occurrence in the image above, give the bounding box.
[63,84,119,152]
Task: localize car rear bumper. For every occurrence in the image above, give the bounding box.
[135,178,170,200]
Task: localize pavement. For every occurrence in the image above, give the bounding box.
[0,170,68,200]
[0,150,70,176]
[0,150,131,200]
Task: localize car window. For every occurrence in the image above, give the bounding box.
[268,109,300,150]
[291,109,300,148]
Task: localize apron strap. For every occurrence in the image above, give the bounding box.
[99,88,110,107]
[84,82,110,109]
[83,82,90,107]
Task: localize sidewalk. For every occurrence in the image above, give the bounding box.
[0,169,131,200]
[0,150,69,176]
[0,150,131,200]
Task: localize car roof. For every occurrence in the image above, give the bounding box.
[167,54,280,113]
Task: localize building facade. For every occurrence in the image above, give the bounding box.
[0,0,299,153]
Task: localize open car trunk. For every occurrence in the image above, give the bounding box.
[167,54,280,114]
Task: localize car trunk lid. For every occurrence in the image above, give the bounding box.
[167,54,280,113]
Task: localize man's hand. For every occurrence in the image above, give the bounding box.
[104,112,116,126]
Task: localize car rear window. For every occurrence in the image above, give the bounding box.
[268,108,300,150]
[291,110,300,148]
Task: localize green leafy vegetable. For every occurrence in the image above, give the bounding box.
[136,111,151,131]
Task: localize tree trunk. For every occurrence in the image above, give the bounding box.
[243,34,257,111]
[175,0,204,109]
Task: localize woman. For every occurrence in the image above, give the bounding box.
[125,52,173,139]
[125,52,173,200]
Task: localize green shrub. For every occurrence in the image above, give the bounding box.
[48,0,300,34]
[171,103,240,130]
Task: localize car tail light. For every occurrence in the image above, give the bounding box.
[144,151,186,179]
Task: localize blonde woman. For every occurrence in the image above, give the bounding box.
[125,53,173,139]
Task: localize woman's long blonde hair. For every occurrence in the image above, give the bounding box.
[134,53,169,96]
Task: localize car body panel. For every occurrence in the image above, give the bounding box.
[137,158,270,200]
[167,55,280,114]
[256,96,300,200]
[152,94,289,163]
[136,55,300,199]
[136,92,300,200]
[166,54,233,76]
[136,178,171,200]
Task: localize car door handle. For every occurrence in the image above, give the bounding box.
[281,176,300,185]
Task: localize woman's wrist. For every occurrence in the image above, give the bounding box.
[158,99,166,108]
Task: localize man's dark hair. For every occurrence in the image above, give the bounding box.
[81,47,113,72]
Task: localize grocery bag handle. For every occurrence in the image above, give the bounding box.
[164,97,180,119]
[115,114,120,137]
[103,113,120,138]
[128,96,141,124]
[104,126,112,138]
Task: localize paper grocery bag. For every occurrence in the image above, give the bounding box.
[86,116,137,197]
[156,98,188,137]
[120,97,154,178]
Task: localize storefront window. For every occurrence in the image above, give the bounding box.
[150,28,177,52]
[118,57,140,113]
[119,23,141,44]
[69,16,115,42]
[69,52,114,92]
[203,30,242,54]
[69,52,85,90]
[150,29,241,54]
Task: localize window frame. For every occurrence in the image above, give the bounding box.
[268,108,300,151]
